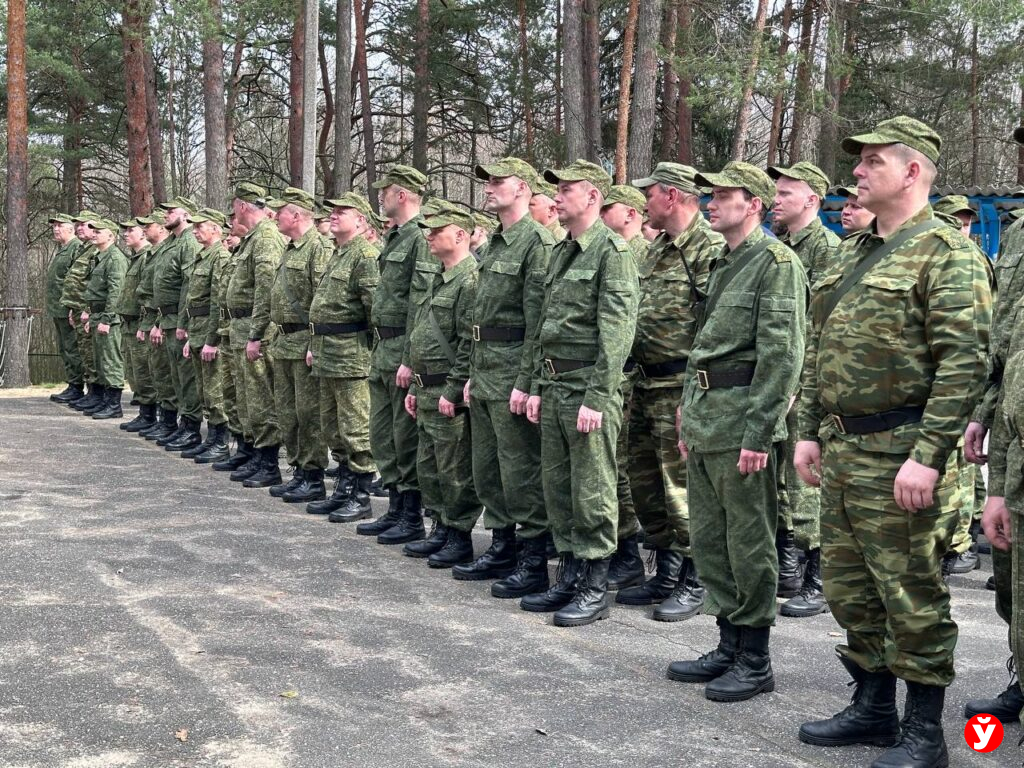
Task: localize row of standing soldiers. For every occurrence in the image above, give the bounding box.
[44,116,1024,768]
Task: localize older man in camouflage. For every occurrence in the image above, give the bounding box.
[81,218,129,419]
[62,213,100,411]
[137,212,179,440]
[116,217,157,431]
[46,214,84,403]
[794,116,992,767]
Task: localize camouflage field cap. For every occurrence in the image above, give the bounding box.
[118,217,145,229]
[933,194,977,222]
[418,202,475,233]
[234,182,268,203]
[1014,126,1024,145]
[266,187,317,212]
[631,162,703,196]
[472,212,498,232]
[73,209,100,223]
[369,210,386,234]
[313,204,331,221]
[49,213,75,224]
[695,161,776,208]
[841,115,942,165]
[834,185,860,199]
[159,195,199,215]
[767,161,830,199]
[474,157,539,187]
[137,210,166,226]
[325,191,374,220]
[372,164,429,195]
[543,160,612,197]
[192,207,228,226]
[89,218,119,234]
[602,184,647,212]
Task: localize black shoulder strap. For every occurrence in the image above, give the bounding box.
[820,218,941,324]
[703,239,771,320]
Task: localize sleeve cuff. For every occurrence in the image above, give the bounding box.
[910,439,951,472]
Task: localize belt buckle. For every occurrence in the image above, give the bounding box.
[544,358,556,376]
[373,327,381,342]
[185,307,193,319]
[472,325,481,342]
[697,369,710,390]
[414,373,424,388]
[831,414,847,435]
[309,322,316,335]
[637,364,647,379]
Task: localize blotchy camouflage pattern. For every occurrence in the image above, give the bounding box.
[46,238,81,318]
[184,242,230,348]
[320,376,375,475]
[272,356,325,469]
[781,215,841,290]
[54,317,83,387]
[369,372,418,492]
[269,226,331,360]
[370,217,430,373]
[84,246,129,389]
[226,218,286,342]
[115,246,148,322]
[153,228,200,332]
[146,332,175,411]
[616,371,641,541]
[165,335,200,421]
[416,407,482,532]
[92,323,124,388]
[60,242,96,314]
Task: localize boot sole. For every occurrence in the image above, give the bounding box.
[615,594,667,606]
[491,582,549,599]
[451,568,515,582]
[780,604,831,618]
[428,558,473,569]
[705,678,775,702]
[519,599,574,613]
[553,607,610,627]
[652,605,703,622]
[242,480,281,489]
[963,706,1021,722]
[282,495,327,504]
[797,729,899,748]
[328,512,372,523]
[666,668,724,684]
[377,534,425,545]
[403,547,443,558]
[607,576,646,591]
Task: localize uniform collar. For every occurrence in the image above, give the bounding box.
[495,213,533,245]
[569,218,610,252]
[864,204,933,244]
[721,223,768,262]
[785,216,824,248]
[442,253,475,283]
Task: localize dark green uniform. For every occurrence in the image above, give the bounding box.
[185,241,231,426]
[153,228,202,421]
[115,244,155,405]
[46,237,84,387]
[83,244,129,387]
[138,237,176,411]
[61,243,98,386]
[215,244,244,438]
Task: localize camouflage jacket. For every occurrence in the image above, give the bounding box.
[798,205,993,470]
[226,217,286,344]
[215,246,244,342]
[114,245,149,328]
[369,216,430,373]
[680,226,807,453]
[632,214,724,391]
[533,218,640,413]
[309,235,380,379]
[152,227,201,331]
[83,245,129,325]
[545,219,567,242]
[781,216,840,290]
[137,237,171,325]
[269,224,331,360]
[987,289,1024,505]
[469,214,554,401]
[184,241,231,348]
[60,243,97,313]
[45,238,81,318]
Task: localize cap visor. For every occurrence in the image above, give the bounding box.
[630,176,657,188]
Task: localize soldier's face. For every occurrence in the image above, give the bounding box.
[484,176,521,212]
[425,224,462,257]
[165,208,187,228]
[600,203,634,236]
[92,228,114,248]
[772,176,815,228]
[329,207,359,239]
[196,221,222,245]
[53,222,73,242]
[954,212,973,237]
[123,226,145,249]
[853,145,912,212]
[554,181,595,224]
[841,197,874,232]
[706,187,753,234]
[379,186,401,218]
[79,223,97,241]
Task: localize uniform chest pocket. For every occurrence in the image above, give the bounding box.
[192,264,212,280]
[284,255,307,271]
[704,290,756,339]
[429,294,457,329]
[327,264,353,288]
[412,260,443,303]
[489,259,523,277]
[642,272,692,319]
[384,247,410,264]
[557,267,598,305]
[841,274,916,342]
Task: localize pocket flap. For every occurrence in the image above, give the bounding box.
[489,259,522,276]
[563,268,597,281]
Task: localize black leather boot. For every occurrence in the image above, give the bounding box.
[270,467,304,498]
[242,446,282,488]
[667,617,740,683]
[165,418,202,451]
[356,487,402,535]
[229,442,263,481]
[492,535,551,598]
[194,424,230,463]
[653,557,705,622]
[328,472,373,522]
[123,403,156,431]
[83,386,110,415]
[520,554,578,613]
[143,408,177,440]
[776,528,803,597]
[965,659,1024,721]
[871,683,948,768]
[607,534,645,591]
[377,490,425,544]
[404,518,449,557]
[71,383,102,411]
[428,527,475,568]
[451,526,516,581]
[616,549,683,605]
[181,423,217,458]
[282,468,326,503]
[214,434,251,471]
[368,475,389,497]
[705,626,775,702]
[92,388,124,419]
[799,656,900,747]
[156,418,187,446]
[307,465,355,515]
[553,558,611,627]
[52,383,83,403]
[782,547,829,617]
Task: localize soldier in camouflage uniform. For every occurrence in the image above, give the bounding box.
[180,208,233,464]
[223,184,286,487]
[403,205,483,568]
[469,211,497,260]
[794,117,992,767]
[520,160,639,628]
[62,213,100,411]
[81,218,129,419]
[529,179,566,241]
[836,185,876,234]
[452,158,553,594]
[137,213,179,440]
[767,161,841,617]
[598,183,649,592]
[116,218,157,431]
[46,214,84,403]
[618,163,724,622]
[669,163,806,703]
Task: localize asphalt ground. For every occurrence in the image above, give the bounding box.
[0,391,1018,767]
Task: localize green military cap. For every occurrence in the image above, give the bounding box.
[631,162,704,197]
[234,181,268,203]
[73,209,100,223]
[371,164,429,195]
[313,204,330,221]
[118,217,144,229]
[472,212,498,232]
[137,210,166,226]
[89,218,119,234]
[369,210,386,234]
[834,185,860,199]
[49,213,75,224]
[933,194,977,222]
[266,186,317,212]
[159,195,200,215]
[1014,126,1024,145]
[695,161,776,208]
[841,115,942,165]
[530,178,558,198]
[602,184,647,212]
[767,161,830,199]
[474,157,539,187]
[191,207,228,226]
[325,191,374,220]
[421,195,445,218]
[418,201,475,233]
[543,159,612,197]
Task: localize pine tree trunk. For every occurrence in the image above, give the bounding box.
[563,0,586,160]
[202,0,228,209]
[412,0,430,172]
[731,0,769,160]
[518,0,534,161]
[767,0,794,166]
[318,39,335,190]
[788,0,816,163]
[816,0,841,177]
[224,39,245,178]
[168,26,179,195]
[65,41,85,212]
[355,0,377,205]
[144,46,167,202]
[123,0,154,215]
[614,0,640,182]
[582,0,601,161]
[626,0,663,180]
[333,0,353,194]
[289,11,305,187]
[676,0,693,164]
[658,0,678,161]
[969,22,980,185]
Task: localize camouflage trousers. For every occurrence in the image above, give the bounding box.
[165,335,201,421]
[616,375,641,541]
[319,376,375,475]
[126,331,156,405]
[237,348,279,449]
[688,447,780,628]
[948,464,985,555]
[417,402,482,532]
[272,357,326,471]
[821,438,961,686]
[92,324,124,388]
[54,317,83,386]
[627,385,690,553]
[75,323,96,383]
[190,347,227,426]
[540,382,622,561]
[147,337,176,411]
[369,366,418,493]
[471,396,547,539]
[778,408,821,550]
[218,345,241,436]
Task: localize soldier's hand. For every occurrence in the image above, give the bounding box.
[894,458,939,513]
[982,495,1012,551]
[245,339,262,362]
[677,439,688,460]
[183,344,191,359]
[202,344,219,362]
[964,421,988,464]
[68,311,76,328]
[80,311,89,324]
[509,388,529,415]
[396,364,413,389]
[83,320,91,334]
[526,395,541,424]
[97,323,110,335]
[150,326,163,346]
[404,393,417,419]
[464,379,472,405]
[794,440,822,487]
[176,328,188,341]
[737,449,769,476]
[577,405,603,433]
[305,350,313,367]
[439,396,456,418]
[136,329,145,342]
